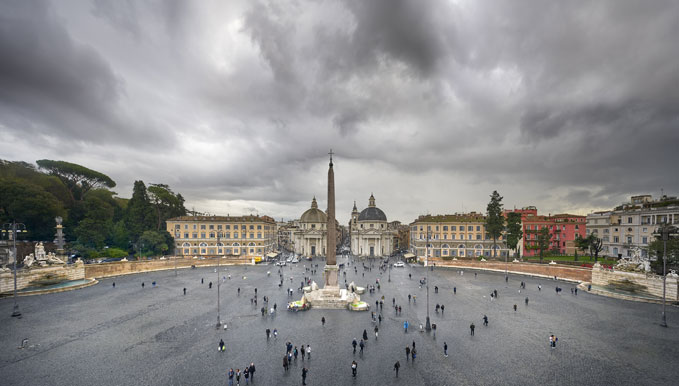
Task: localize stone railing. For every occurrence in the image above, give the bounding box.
[84,256,253,279]
[428,258,592,282]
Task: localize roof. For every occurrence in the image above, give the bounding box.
[300,197,327,223]
[358,207,387,222]
[412,213,486,223]
[168,215,275,223]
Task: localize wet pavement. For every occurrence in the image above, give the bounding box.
[1,256,678,386]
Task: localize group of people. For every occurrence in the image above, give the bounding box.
[226,363,256,386]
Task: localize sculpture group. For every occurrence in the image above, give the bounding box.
[23,242,65,268]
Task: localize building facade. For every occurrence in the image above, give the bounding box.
[349,194,397,257]
[409,213,509,261]
[586,195,679,258]
[521,213,586,257]
[167,215,276,259]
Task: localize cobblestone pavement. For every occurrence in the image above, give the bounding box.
[2,257,678,386]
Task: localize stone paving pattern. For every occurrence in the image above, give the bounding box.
[1,256,678,386]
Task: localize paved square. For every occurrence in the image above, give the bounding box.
[2,257,678,386]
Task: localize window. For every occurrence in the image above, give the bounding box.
[257,233,262,239]
[627,236,632,244]
[193,224,197,230]
[468,226,473,231]
[311,224,316,229]
[201,225,206,230]
[217,225,222,230]
[241,225,246,230]
[184,233,189,238]
[451,234,456,240]
[614,228,618,232]
[209,232,215,238]
[476,226,481,231]
[209,225,214,230]
[604,229,610,234]
[250,225,254,230]
[468,234,473,240]
[443,226,448,231]
[476,234,481,240]
[370,224,374,228]
[642,236,648,244]
[627,217,633,224]
[249,233,254,239]
[381,224,384,228]
[192,233,198,238]
[184,224,188,230]
[613,236,619,243]
[234,232,239,238]
[257,225,262,230]
[642,227,648,233]
[225,233,230,239]
[225,225,231,230]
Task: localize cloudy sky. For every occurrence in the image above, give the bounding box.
[1,0,678,224]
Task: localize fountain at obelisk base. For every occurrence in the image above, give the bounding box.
[300,151,367,311]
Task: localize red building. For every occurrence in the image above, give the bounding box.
[505,208,586,257]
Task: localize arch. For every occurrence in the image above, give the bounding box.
[232,242,240,247]
[182,242,191,247]
[441,244,450,249]
[474,244,483,250]
[457,244,465,249]
[217,242,224,247]
[248,242,256,246]
[199,242,208,247]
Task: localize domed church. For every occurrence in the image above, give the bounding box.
[293,197,340,259]
[350,194,397,257]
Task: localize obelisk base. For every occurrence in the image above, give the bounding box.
[324,264,339,287]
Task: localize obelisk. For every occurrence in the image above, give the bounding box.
[324,149,338,287]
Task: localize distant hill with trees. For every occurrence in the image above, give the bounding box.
[0,159,186,259]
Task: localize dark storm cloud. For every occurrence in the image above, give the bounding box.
[1,0,678,221]
[0,0,170,146]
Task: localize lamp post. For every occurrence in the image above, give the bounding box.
[653,223,677,328]
[425,228,431,331]
[216,231,222,328]
[2,222,26,318]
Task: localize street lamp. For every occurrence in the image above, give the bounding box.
[425,228,431,331]
[216,231,223,328]
[653,223,677,328]
[2,222,27,318]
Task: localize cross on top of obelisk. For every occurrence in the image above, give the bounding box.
[328,149,334,165]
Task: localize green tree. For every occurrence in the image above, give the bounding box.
[537,226,551,263]
[485,191,504,258]
[574,234,590,262]
[72,193,115,249]
[124,181,155,243]
[0,177,66,240]
[587,234,604,262]
[138,230,170,256]
[36,159,116,202]
[147,184,187,231]
[505,212,523,259]
[648,236,679,274]
[110,220,130,250]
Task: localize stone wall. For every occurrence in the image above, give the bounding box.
[591,266,678,301]
[0,264,85,293]
[84,257,253,279]
[430,259,592,282]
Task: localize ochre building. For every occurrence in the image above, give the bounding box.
[167,215,276,259]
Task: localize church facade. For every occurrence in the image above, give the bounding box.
[350,194,397,257]
[293,197,341,259]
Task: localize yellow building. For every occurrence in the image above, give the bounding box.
[409,213,508,261]
[167,215,276,260]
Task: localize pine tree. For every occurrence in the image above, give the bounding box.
[505,212,523,259]
[124,180,155,242]
[485,191,504,258]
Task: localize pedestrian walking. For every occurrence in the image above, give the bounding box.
[435,285,438,293]
[538,284,542,291]
[550,334,558,348]
[219,338,225,352]
[307,345,311,359]
[394,361,400,377]
[112,282,115,288]
[513,304,517,312]
[283,355,289,372]
[444,342,448,357]
[209,282,212,289]
[273,328,278,339]
[374,326,379,339]
[142,282,145,288]
[302,367,308,385]
[201,278,204,284]
[236,369,241,385]
[359,339,365,354]
[483,315,488,326]
[363,329,368,341]
[575,288,578,295]
[454,287,456,294]
[228,368,234,386]
[470,323,475,336]
[525,297,529,305]
[243,367,249,385]
[441,304,445,314]
[322,316,325,326]
[404,320,409,333]
[408,294,411,302]
[301,344,305,361]
[183,287,186,295]
[378,314,382,324]
[411,347,417,360]
[249,363,255,381]
[352,338,357,353]
[294,346,299,360]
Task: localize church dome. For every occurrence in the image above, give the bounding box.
[357,194,387,222]
[300,197,327,223]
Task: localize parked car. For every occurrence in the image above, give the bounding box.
[393,261,405,267]
[291,257,299,263]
